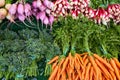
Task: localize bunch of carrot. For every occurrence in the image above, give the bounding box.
[48,52,120,80]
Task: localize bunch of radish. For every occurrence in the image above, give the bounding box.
[83,7,110,25]
[51,0,70,17]
[9,2,32,22]
[70,0,90,18]
[32,0,54,29]
[107,4,120,24]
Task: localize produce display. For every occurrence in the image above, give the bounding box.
[0,0,120,80]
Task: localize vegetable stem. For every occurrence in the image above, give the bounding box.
[84,35,91,55]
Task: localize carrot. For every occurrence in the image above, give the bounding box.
[109,70,117,80]
[56,65,62,80]
[113,58,120,69]
[80,52,88,56]
[61,70,66,80]
[68,53,74,69]
[49,65,58,80]
[52,61,58,70]
[61,57,69,74]
[83,58,89,67]
[81,68,86,80]
[75,56,84,70]
[75,75,79,80]
[93,54,114,71]
[110,59,120,80]
[84,63,91,80]
[48,56,59,64]
[75,53,84,64]
[66,65,72,80]
[90,66,94,80]
[76,69,82,79]
[83,54,88,61]
[58,58,65,68]
[95,59,111,79]
[88,55,99,80]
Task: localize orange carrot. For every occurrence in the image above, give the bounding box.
[76,69,82,79]
[95,59,111,79]
[52,61,58,70]
[48,56,59,64]
[75,53,84,64]
[109,70,117,80]
[58,58,65,68]
[90,66,94,80]
[80,52,88,56]
[56,65,62,80]
[49,65,58,80]
[68,53,74,69]
[61,57,69,74]
[81,68,86,80]
[110,59,120,80]
[93,54,114,71]
[75,75,79,80]
[61,70,66,80]
[83,58,89,67]
[84,63,91,80]
[113,58,120,69]
[88,55,99,80]
[83,54,88,61]
[66,65,72,80]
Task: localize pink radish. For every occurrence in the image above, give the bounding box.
[49,15,54,30]
[32,1,37,8]
[17,3,24,15]
[37,0,42,8]
[18,14,26,21]
[43,16,49,28]
[39,11,46,22]
[24,3,32,16]
[49,15,54,25]
[43,0,54,9]
[39,4,46,11]
[9,3,17,15]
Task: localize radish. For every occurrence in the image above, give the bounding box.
[49,15,54,30]
[32,1,37,8]
[43,0,54,9]
[0,8,8,19]
[18,14,26,21]
[17,3,24,15]
[49,15,54,25]
[0,0,5,7]
[37,0,42,8]
[39,4,46,11]
[24,3,32,16]
[5,4,12,10]
[9,3,17,15]
[43,16,49,28]
[39,11,46,22]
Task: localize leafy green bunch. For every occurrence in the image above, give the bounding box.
[0,28,60,80]
[52,15,120,58]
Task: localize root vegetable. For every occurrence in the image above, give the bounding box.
[0,8,7,19]
[0,0,5,7]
